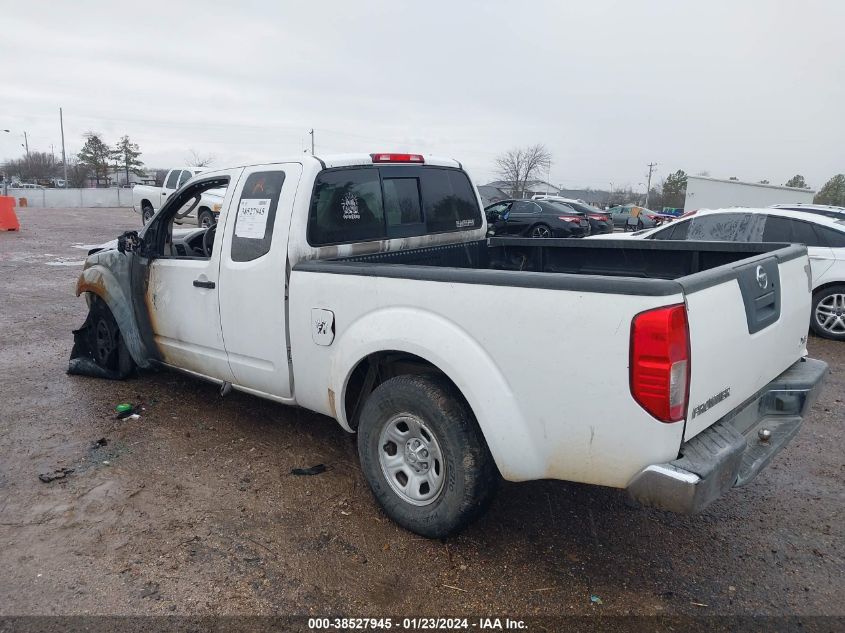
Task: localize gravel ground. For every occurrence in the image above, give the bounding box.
[0,207,842,622]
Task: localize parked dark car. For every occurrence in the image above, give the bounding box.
[549,200,613,235]
[485,199,591,238]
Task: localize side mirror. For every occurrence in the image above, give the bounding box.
[117,230,142,254]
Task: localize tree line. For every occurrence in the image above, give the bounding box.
[2,132,145,188]
[494,144,845,208]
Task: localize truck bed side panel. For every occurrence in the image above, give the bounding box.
[289,269,686,487]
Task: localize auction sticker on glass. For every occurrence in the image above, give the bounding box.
[236,198,271,239]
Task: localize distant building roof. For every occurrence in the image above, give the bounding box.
[687,175,817,194]
[477,185,510,205]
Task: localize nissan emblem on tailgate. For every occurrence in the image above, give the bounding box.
[756,265,768,290]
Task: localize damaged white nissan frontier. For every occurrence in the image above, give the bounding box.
[70,152,827,537]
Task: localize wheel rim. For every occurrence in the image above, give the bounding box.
[143,208,153,223]
[531,226,551,238]
[94,317,115,365]
[201,214,212,228]
[378,413,445,506]
[815,293,845,335]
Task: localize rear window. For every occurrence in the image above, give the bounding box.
[687,213,759,242]
[308,169,385,245]
[308,166,481,246]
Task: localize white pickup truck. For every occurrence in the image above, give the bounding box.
[132,168,223,227]
[70,152,826,537]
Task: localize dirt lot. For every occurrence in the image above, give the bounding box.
[0,207,842,620]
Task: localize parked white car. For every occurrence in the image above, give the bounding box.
[589,206,845,340]
[69,154,826,537]
[132,168,223,227]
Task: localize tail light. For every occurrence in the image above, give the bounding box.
[630,304,690,422]
[588,214,609,221]
[558,216,581,223]
[370,153,425,163]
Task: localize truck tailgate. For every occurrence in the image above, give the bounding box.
[680,247,812,440]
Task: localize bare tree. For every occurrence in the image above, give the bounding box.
[494,144,552,198]
[187,149,215,168]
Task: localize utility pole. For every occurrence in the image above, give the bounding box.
[309,128,315,155]
[2,129,9,196]
[60,108,68,188]
[645,162,657,208]
[23,131,30,158]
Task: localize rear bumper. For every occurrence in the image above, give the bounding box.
[626,357,827,514]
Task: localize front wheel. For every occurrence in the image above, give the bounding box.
[357,374,498,538]
[811,285,845,341]
[141,203,154,224]
[88,298,135,378]
[198,209,215,228]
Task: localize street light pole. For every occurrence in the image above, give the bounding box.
[60,108,68,188]
[2,129,9,196]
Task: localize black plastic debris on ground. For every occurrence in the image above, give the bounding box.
[291,464,329,476]
[92,438,109,448]
[38,468,74,483]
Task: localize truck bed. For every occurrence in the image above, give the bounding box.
[296,237,805,297]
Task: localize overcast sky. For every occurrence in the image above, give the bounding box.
[2,0,843,191]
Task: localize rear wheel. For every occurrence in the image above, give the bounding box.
[529,224,552,238]
[357,374,497,538]
[811,285,845,341]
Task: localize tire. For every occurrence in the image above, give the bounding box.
[357,374,498,538]
[529,224,552,238]
[141,203,154,224]
[198,208,215,228]
[88,299,135,378]
[810,285,845,341]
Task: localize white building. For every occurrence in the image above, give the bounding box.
[685,176,815,211]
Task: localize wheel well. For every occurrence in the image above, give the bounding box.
[813,281,845,297]
[141,199,153,210]
[198,206,212,214]
[343,351,459,430]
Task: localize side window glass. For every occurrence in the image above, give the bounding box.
[650,220,689,240]
[308,168,385,245]
[421,168,481,232]
[179,170,194,187]
[791,220,824,247]
[510,201,534,214]
[165,171,180,189]
[817,226,845,248]
[383,177,423,227]
[231,171,286,262]
[762,216,792,242]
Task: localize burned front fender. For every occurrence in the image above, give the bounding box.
[75,250,154,368]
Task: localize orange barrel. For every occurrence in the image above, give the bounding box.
[0,196,20,231]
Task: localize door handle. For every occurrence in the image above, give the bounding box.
[193,279,215,289]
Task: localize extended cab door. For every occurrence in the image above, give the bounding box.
[217,163,303,399]
[136,169,243,381]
